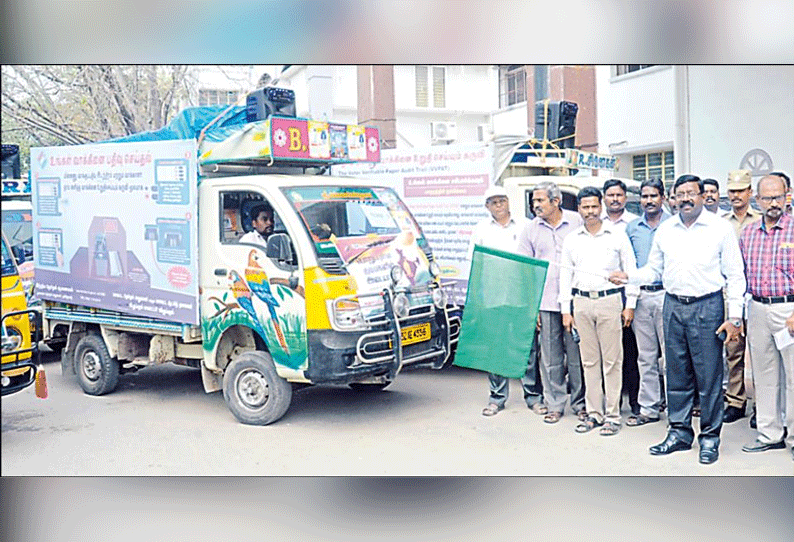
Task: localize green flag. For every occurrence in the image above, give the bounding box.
[453,245,548,378]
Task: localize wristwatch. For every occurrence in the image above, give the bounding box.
[730,319,742,327]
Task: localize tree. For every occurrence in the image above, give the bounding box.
[1,65,194,170]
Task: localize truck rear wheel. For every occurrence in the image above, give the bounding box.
[223,351,292,425]
[74,333,119,396]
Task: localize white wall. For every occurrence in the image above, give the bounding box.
[688,65,794,183]
[597,65,794,185]
[596,65,676,178]
[492,103,528,137]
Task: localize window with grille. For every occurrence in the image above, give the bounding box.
[198,89,240,106]
[615,65,656,76]
[632,151,674,183]
[415,66,446,108]
[498,65,527,108]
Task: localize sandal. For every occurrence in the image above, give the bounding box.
[626,414,660,427]
[530,403,549,415]
[575,417,602,433]
[543,411,562,424]
[482,403,503,417]
[599,422,621,436]
[576,409,588,422]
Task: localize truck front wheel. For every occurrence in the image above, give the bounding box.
[223,351,292,425]
[74,333,120,395]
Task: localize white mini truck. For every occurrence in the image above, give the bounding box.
[34,109,460,424]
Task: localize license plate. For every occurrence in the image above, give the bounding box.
[401,323,431,346]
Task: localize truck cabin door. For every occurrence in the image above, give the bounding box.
[201,188,307,373]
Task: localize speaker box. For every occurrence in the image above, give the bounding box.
[246,87,296,122]
[534,101,578,148]
[2,143,21,179]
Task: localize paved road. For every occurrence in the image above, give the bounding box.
[2,352,792,475]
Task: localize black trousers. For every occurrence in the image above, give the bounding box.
[663,292,725,447]
[621,326,640,413]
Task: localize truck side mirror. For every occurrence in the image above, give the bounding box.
[266,233,294,264]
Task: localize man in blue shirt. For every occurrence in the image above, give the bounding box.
[624,178,671,426]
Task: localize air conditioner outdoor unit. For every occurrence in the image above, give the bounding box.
[477,124,491,142]
[431,121,457,143]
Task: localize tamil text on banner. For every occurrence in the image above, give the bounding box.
[31,139,200,324]
[453,245,548,378]
[333,143,494,305]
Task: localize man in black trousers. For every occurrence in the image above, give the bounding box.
[610,175,746,465]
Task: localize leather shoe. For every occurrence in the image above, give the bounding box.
[699,442,719,465]
[723,405,745,424]
[742,439,786,453]
[649,434,692,456]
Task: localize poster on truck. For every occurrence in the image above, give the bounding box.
[31,139,200,325]
[333,143,493,304]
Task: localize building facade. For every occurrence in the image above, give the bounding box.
[597,65,794,188]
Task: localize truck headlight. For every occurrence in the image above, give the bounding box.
[429,261,441,278]
[392,293,410,318]
[329,298,366,331]
[432,287,447,309]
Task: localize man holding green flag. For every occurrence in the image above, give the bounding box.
[454,186,549,417]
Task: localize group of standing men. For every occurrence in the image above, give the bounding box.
[468,170,794,465]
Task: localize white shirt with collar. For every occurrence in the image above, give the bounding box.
[601,208,639,234]
[629,208,746,319]
[239,230,269,246]
[466,215,527,261]
[558,221,638,314]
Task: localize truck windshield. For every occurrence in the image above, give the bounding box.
[283,186,419,242]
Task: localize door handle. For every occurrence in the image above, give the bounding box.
[214,268,227,276]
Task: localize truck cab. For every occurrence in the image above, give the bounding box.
[196,173,460,423]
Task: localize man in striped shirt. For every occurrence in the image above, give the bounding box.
[739,174,794,460]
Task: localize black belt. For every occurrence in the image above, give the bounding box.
[572,287,623,299]
[666,290,721,305]
[640,284,664,292]
[752,294,794,304]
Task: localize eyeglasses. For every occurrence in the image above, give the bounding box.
[758,194,786,204]
[487,197,508,205]
[674,190,701,199]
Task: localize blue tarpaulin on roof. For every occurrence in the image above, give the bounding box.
[102,105,249,144]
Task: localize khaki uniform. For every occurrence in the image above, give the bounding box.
[722,207,762,409]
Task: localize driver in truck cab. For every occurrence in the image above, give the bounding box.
[239,203,275,246]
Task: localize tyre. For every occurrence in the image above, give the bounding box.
[74,333,120,395]
[223,351,292,425]
[348,380,392,392]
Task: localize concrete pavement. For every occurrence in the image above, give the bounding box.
[2,355,792,475]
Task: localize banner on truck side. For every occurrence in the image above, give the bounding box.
[31,140,200,325]
[333,143,493,305]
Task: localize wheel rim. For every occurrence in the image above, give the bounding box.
[81,350,102,381]
[235,368,270,408]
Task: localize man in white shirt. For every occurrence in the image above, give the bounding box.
[560,186,638,436]
[469,186,544,417]
[602,178,641,417]
[610,174,746,465]
[239,204,274,246]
